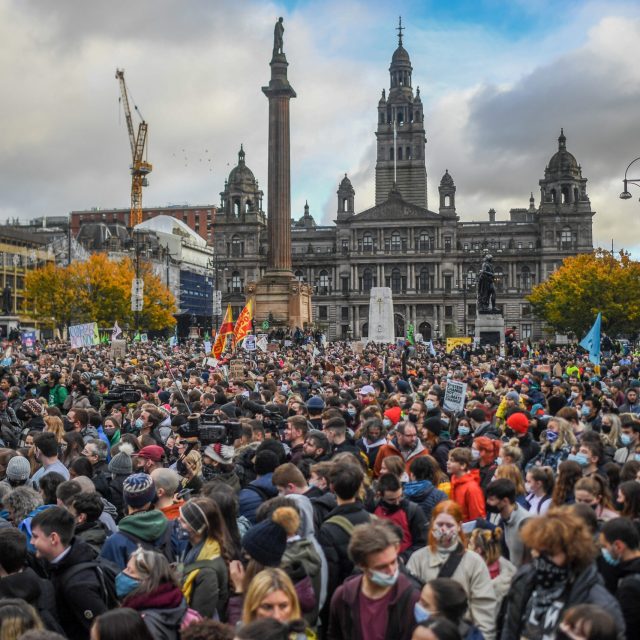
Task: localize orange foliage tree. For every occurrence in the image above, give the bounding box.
[25,254,176,332]
[528,249,640,336]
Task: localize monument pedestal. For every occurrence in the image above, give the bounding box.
[248,273,312,330]
[366,287,395,343]
[474,313,505,346]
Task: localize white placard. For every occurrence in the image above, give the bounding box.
[443,379,467,414]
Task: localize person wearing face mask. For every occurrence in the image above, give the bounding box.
[356,418,387,470]
[573,476,618,523]
[328,520,420,640]
[614,415,640,464]
[454,419,473,448]
[600,518,640,634]
[447,449,486,522]
[407,501,496,639]
[373,473,427,563]
[414,578,484,640]
[500,507,625,640]
[525,417,577,471]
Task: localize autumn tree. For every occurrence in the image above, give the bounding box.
[528,249,640,336]
[25,253,176,332]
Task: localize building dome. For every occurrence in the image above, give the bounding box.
[339,173,353,189]
[227,145,257,188]
[440,169,454,186]
[547,129,579,174]
[391,45,411,65]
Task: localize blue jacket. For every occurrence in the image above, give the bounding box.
[19,505,56,552]
[238,473,278,524]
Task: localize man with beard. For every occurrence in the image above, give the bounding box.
[373,421,428,478]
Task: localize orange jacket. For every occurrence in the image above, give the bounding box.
[373,439,429,478]
[450,469,486,521]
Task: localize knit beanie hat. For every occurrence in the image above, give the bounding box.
[22,399,44,416]
[179,500,208,535]
[505,390,520,403]
[506,412,530,435]
[203,443,235,465]
[6,456,31,483]
[122,473,156,507]
[242,519,287,567]
[108,450,133,476]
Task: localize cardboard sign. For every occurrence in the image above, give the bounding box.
[256,337,268,353]
[229,359,245,380]
[110,339,127,360]
[207,357,218,367]
[443,379,467,414]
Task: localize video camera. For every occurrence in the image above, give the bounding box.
[240,397,285,435]
[103,384,142,409]
[184,412,242,446]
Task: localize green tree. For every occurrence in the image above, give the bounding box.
[528,249,640,336]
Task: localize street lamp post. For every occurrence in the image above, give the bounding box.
[620,157,640,200]
[457,273,476,336]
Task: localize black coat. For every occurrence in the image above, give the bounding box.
[47,539,108,640]
[614,556,640,635]
[500,562,625,640]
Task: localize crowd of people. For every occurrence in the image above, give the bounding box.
[0,336,638,640]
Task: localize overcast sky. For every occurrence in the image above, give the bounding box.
[1,0,640,253]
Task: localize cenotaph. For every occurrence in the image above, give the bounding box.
[367,287,395,343]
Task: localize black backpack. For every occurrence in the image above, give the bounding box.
[58,557,119,608]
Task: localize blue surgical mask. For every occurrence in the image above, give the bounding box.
[635,453,640,463]
[369,567,399,588]
[601,547,620,566]
[621,434,632,446]
[580,405,590,416]
[347,407,357,417]
[134,418,144,430]
[458,426,470,437]
[414,602,431,623]
[426,400,436,410]
[383,418,392,428]
[568,452,589,467]
[115,572,140,599]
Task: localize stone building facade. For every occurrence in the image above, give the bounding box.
[210,32,593,340]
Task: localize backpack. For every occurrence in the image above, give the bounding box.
[58,557,119,608]
[324,515,356,536]
[245,483,272,502]
[120,524,175,563]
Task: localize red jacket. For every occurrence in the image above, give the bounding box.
[451,469,486,521]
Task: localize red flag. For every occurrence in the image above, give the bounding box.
[212,304,234,358]
[233,300,253,347]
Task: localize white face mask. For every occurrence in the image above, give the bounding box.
[471,449,480,460]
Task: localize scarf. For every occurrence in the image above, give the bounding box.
[361,437,386,453]
[181,538,221,603]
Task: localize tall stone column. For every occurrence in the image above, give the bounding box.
[262,48,296,273]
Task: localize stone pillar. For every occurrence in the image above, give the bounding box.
[262,52,296,274]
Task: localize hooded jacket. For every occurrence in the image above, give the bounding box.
[99,509,170,569]
[237,473,278,524]
[282,537,323,626]
[373,438,428,478]
[450,469,486,521]
[327,573,419,640]
[403,479,447,522]
[614,556,640,633]
[125,583,188,640]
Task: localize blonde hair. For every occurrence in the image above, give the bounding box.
[494,463,526,496]
[43,415,65,443]
[469,527,503,565]
[242,568,301,624]
[183,449,202,477]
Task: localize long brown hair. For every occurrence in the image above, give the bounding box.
[552,460,582,506]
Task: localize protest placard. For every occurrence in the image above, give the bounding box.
[69,323,99,348]
[443,379,467,414]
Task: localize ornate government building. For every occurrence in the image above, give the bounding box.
[212,28,593,341]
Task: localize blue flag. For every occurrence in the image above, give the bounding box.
[579,313,601,365]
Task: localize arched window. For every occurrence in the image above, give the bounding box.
[363,233,373,253]
[391,268,402,294]
[231,271,242,293]
[550,189,557,204]
[418,231,432,251]
[444,195,451,207]
[343,198,349,212]
[362,268,373,293]
[561,187,570,204]
[245,200,252,213]
[294,270,305,282]
[231,235,243,257]
[389,148,394,161]
[233,200,240,216]
[397,147,403,161]
[574,187,579,203]
[406,146,411,160]
[390,231,401,252]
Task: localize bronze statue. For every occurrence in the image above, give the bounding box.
[273,17,284,56]
[477,254,498,314]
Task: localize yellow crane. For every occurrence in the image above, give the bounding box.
[116,69,152,229]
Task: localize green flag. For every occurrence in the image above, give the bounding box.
[406,323,415,346]
[134,332,141,342]
[261,320,270,330]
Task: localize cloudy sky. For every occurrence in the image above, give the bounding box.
[1,0,640,253]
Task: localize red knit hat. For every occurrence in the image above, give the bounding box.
[506,412,530,435]
[384,406,402,425]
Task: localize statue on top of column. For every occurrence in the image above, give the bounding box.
[273,17,284,56]
[477,254,499,314]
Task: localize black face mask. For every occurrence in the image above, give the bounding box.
[287,408,297,417]
[486,503,501,514]
[63,418,75,432]
[533,554,569,589]
[602,423,612,434]
[380,500,402,514]
[408,413,419,424]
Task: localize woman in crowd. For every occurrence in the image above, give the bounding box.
[103,415,122,448]
[43,415,65,443]
[574,476,618,523]
[118,548,188,640]
[406,501,496,639]
[617,480,640,522]
[524,466,554,515]
[551,460,582,506]
[468,527,516,617]
[526,416,576,471]
[178,497,230,619]
[91,608,154,640]
[497,442,522,468]
[493,463,529,510]
[500,507,624,639]
[471,437,500,493]
[0,599,44,640]
[61,431,84,468]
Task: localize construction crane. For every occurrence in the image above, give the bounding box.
[115,69,152,229]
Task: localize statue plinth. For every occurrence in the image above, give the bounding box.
[474,313,505,347]
[248,277,312,330]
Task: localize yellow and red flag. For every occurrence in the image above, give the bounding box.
[233,299,253,347]
[212,304,234,358]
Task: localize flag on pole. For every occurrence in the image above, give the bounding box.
[406,323,415,346]
[579,312,602,365]
[233,300,253,347]
[212,304,235,358]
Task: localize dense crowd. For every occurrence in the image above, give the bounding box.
[0,337,639,640]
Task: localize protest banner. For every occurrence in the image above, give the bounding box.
[229,359,245,380]
[21,331,36,348]
[443,379,467,414]
[110,339,127,359]
[69,322,99,348]
[445,337,472,354]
